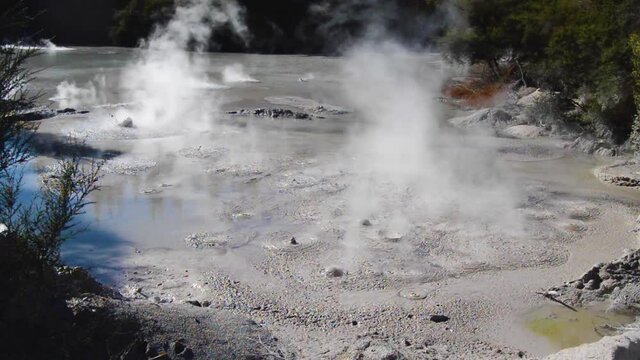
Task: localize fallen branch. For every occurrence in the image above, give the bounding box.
[536,291,578,312]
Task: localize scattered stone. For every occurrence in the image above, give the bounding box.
[595,160,640,188]
[325,266,345,278]
[118,117,134,128]
[185,300,202,307]
[290,237,298,245]
[429,315,450,323]
[228,108,311,120]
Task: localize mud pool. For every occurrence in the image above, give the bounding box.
[25,47,640,358]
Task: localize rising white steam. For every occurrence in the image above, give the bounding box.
[1,39,74,52]
[222,63,259,83]
[120,0,248,131]
[340,42,522,256]
[50,74,107,109]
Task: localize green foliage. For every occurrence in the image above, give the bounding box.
[443,0,640,141]
[111,0,174,46]
[629,33,640,149]
[0,3,102,274]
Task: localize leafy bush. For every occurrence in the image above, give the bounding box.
[630,33,640,149]
[110,0,174,47]
[0,1,101,286]
[442,0,640,142]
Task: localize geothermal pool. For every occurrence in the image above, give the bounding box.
[27,47,640,358]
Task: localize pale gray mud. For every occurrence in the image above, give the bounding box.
[26,48,640,359]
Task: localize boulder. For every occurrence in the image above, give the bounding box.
[610,283,640,313]
[517,89,546,107]
[502,125,545,139]
[544,331,640,360]
[449,108,513,130]
[568,136,611,155]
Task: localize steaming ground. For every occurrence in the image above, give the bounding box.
[28,48,640,359]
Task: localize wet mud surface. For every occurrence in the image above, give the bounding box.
[26,48,640,359]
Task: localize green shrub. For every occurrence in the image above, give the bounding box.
[443,0,640,142]
[0,2,102,279]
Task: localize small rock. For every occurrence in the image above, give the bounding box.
[119,117,134,128]
[325,266,345,278]
[600,279,617,292]
[362,219,372,226]
[430,315,450,323]
[290,237,298,245]
[185,300,202,307]
[173,340,187,354]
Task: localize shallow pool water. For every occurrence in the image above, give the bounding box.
[525,303,636,350]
